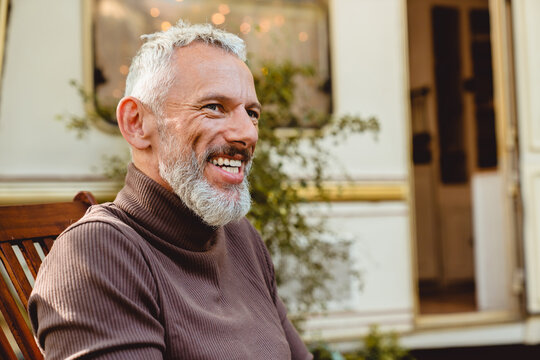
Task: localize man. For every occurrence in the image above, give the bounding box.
[28,21,312,360]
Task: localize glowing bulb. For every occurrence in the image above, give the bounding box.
[150,8,160,17]
[218,4,230,15]
[161,21,172,31]
[298,31,308,42]
[212,13,225,25]
[240,22,251,34]
[259,19,271,33]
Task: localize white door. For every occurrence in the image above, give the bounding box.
[513,0,540,314]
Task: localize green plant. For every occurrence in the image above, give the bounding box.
[249,61,378,315]
[310,341,346,360]
[344,326,415,360]
[311,326,415,360]
[58,61,379,317]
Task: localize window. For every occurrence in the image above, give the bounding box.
[92,0,330,127]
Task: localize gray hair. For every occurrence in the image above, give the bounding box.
[124,20,246,116]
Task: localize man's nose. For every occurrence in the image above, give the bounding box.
[224,108,259,150]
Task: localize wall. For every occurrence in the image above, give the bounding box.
[301,0,415,340]
[329,0,408,181]
[0,0,127,203]
[303,202,414,341]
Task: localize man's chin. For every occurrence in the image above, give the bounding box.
[179,178,251,226]
[204,176,246,195]
[213,185,243,200]
[159,155,251,226]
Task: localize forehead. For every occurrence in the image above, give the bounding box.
[169,42,254,94]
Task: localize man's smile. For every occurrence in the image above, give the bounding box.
[206,155,247,185]
[209,157,243,174]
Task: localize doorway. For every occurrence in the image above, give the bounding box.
[407,0,518,316]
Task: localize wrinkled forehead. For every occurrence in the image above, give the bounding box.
[170,42,252,77]
[165,43,256,99]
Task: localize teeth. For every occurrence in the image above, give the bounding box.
[210,157,242,169]
[223,166,239,174]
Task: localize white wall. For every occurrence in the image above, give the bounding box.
[328,0,409,181]
[303,202,414,341]
[0,0,127,202]
[514,0,540,314]
[302,0,414,341]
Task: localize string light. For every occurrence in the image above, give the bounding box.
[218,4,230,15]
[259,19,271,33]
[99,1,126,18]
[212,13,225,25]
[161,21,172,31]
[298,32,309,42]
[240,22,251,34]
[150,7,160,17]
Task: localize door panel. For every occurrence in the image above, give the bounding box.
[513,0,540,313]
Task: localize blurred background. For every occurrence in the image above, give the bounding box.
[1,0,540,358]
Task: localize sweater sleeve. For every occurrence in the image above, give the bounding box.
[249,223,313,360]
[28,220,165,360]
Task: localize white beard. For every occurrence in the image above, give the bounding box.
[157,133,252,227]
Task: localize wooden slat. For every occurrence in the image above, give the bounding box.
[0,243,33,309]
[74,191,98,207]
[0,275,43,360]
[40,238,55,256]
[0,325,19,360]
[19,240,43,278]
[0,201,91,243]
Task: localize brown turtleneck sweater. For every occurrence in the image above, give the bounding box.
[28,164,312,360]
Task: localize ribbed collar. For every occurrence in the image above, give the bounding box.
[113,163,220,252]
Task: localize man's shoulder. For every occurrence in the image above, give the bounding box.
[50,202,144,258]
[34,202,152,293]
[63,202,129,233]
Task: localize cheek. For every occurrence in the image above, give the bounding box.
[192,127,223,153]
[164,117,223,162]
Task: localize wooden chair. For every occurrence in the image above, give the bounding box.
[0,192,97,360]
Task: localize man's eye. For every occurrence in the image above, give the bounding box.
[203,104,221,111]
[247,110,259,119]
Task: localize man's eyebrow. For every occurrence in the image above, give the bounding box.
[248,102,262,112]
[198,93,262,111]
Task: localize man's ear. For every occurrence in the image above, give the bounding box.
[116,97,153,150]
